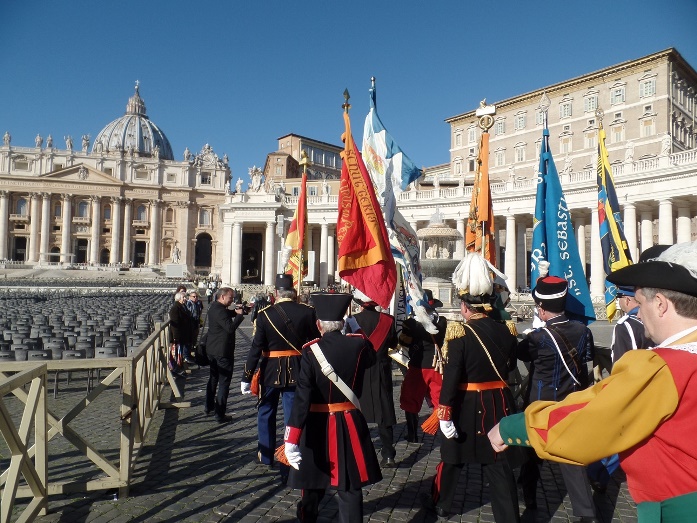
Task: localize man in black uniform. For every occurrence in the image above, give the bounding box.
[517,276,597,521]
[241,274,319,482]
[350,289,398,467]
[205,287,246,423]
[284,292,382,523]
[427,253,521,521]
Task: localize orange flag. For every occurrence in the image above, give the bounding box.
[284,172,308,288]
[465,131,496,264]
[337,110,396,308]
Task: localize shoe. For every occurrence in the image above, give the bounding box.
[204,410,212,417]
[184,358,196,365]
[421,493,448,518]
[380,457,397,468]
[216,415,232,424]
[524,498,537,510]
[590,480,607,493]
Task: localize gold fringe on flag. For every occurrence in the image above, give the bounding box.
[274,444,290,466]
[421,410,439,435]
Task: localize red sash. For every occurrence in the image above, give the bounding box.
[367,312,393,352]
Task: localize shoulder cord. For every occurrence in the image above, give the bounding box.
[262,308,301,354]
[625,321,638,351]
[463,324,507,384]
[542,327,581,386]
[310,342,361,410]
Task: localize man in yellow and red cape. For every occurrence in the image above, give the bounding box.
[488,240,697,522]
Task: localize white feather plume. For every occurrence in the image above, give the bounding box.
[658,240,697,278]
[279,246,292,271]
[452,252,494,296]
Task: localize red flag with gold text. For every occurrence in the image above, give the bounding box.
[337,110,396,308]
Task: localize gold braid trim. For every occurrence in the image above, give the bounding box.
[505,320,518,336]
[442,320,465,362]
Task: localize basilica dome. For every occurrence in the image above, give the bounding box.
[92,82,174,160]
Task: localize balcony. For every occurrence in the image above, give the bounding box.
[72,216,91,224]
[131,220,150,228]
[9,214,29,223]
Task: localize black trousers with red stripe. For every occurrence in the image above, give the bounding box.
[433,460,520,522]
[297,488,362,523]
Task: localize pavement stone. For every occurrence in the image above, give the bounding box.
[4,318,636,523]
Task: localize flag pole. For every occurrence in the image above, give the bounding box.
[474,100,496,262]
[298,151,311,296]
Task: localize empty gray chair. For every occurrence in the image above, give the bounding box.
[27,349,52,361]
[0,351,15,361]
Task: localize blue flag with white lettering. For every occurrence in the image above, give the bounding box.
[531,128,595,324]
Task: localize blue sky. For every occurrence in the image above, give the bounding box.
[1,1,696,184]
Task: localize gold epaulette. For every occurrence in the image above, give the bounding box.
[505,320,518,337]
[259,304,272,313]
[442,320,466,361]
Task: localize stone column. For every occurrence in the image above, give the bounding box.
[231,222,242,285]
[60,194,72,264]
[676,205,692,244]
[640,210,653,253]
[0,191,9,260]
[504,215,517,292]
[658,199,674,245]
[319,222,329,288]
[516,222,527,290]
[148,199,160,265]
[40,193,51,263]
[90,195,101,264]
[121,198,132,265]
[623,203,638,262]
[590,208,605,298]
[264,221,276,285]
[327,226,335,284]
[576,218,586,276]
[28,193,41,262]
[176,201,190,267]
[306,224,315,283]
[455,218,466,259]
[109,197,122,264]
[221,220,233,285]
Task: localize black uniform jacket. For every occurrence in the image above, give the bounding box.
[287,331,382,491]
[206,300,245,360]
[611,307,652,364]
[243,299,320,388]
[439,316,519,465]
[517,313,594,403]
[353,308,398,426]
[169,301,194,345]
[400,315,448,369]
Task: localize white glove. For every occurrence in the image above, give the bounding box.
[345,316,360,333]
[241,382,251,395]
[439,420,458,439]
[284,442,302,470]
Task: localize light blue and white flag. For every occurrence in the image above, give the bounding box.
[531,127,595,324]
[362,79,435,333]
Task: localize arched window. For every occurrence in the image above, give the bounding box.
[165,208,174,223]
[103,205,111,220]
[16,198,27,215]
[199,208,211,226]
[78,201,89,217]
[136,205,147,221]
[54,203,61,217]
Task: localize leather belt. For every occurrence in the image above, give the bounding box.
[459,380,507,391]
[309,402,356,413]
[262,350,300,358]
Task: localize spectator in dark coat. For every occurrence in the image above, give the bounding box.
[169,291,194,367]
[205,287,245,423]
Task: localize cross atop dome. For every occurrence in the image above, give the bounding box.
[126,81,147,116]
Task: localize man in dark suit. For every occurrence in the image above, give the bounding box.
[284,292,382,523]
[517,276,597,521]
[241,274,320,483]
[205,286,245,423]
[350,289,398,467]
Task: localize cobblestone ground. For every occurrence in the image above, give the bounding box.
[6,321,636,523]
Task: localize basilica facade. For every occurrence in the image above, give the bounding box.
[0,84,230,273]
[2,49,697,302]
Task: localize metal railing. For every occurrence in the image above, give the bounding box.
[0,320,184,522]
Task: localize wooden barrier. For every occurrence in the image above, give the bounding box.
[0,320,185,521]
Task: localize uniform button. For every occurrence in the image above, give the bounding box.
[478,411,482,414]
[477,431,482,435]
[516,438,522,444]
[507,438,513,444]
[525,440,530,445]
